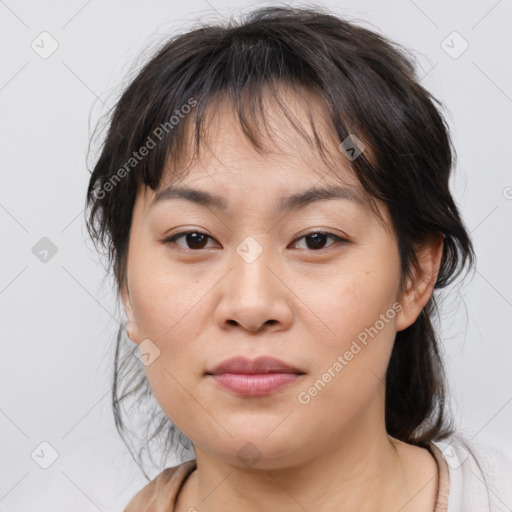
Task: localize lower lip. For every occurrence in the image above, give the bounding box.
[208,372,303,396]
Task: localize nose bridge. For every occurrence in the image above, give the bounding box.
[215,234,292,332]
[231,234,275,297]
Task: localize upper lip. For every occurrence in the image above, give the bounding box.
[206,356,305,375]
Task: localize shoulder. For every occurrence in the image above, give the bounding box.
[124,459,197,512]
[431,436,512,512]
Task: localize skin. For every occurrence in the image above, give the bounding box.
[122,88,444,512]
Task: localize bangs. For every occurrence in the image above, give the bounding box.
[160,79,362,189]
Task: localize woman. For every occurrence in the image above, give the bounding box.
[86,6,505,511]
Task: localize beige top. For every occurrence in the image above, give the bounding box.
[124,443,450,512]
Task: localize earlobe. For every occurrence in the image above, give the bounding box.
[395,233,444,332]
[121,287,141,344]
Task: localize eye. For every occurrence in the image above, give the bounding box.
[163,231,218,250]
[291,231,347,251]
[163,230,348,252]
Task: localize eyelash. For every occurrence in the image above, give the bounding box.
[162,230,349,252]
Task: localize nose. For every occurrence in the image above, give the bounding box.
[214,240,294,334]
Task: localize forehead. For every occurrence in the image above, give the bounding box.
[202,84,344,170]
[142,84,391,231]
[159,84,360,193]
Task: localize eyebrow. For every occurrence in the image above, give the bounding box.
[150,183,364,212]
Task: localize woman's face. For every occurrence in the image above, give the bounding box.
[122,93,419,470]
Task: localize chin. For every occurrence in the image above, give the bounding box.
[206,435,306,471]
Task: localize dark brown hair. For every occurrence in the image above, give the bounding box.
[86,5,475,478]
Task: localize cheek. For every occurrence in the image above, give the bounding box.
[128,245,205,340]
[130,274,207,380]
[128,266,208,435]
[294,244,401,407]
[299,247,401,350]
[126,248,207,387]
[292,273,399,442]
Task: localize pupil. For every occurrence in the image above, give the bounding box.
[188,232,207,249]
[307,233,326,250]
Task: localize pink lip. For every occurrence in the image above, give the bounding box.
[206,355,303,375]
[205,355,305,396]
[209,372,303,396]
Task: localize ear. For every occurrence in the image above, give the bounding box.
[121,284,142,344]
[395,233,444,332]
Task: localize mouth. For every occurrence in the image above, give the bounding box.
[205,355,306,396]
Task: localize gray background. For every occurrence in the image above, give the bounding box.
[1,0,511,510]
